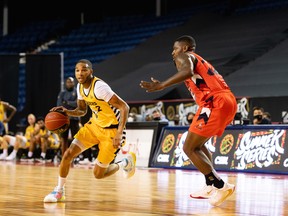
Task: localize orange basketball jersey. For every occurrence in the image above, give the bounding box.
[184,52,237,137]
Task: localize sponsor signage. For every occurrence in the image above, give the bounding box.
[151,125,288,174]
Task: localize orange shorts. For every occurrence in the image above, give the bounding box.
[189,91,237,138]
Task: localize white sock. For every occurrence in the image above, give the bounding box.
[41,152,46,158]
[28,151,33,157]
[57,176,66,189]
[2,149,8,156]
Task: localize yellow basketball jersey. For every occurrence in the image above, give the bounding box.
[0,102,8,133]
[25,125,35,145]
[0,102,5,122]
[39,128,48,136]
[48,132,60,149]
[79,77,119,128]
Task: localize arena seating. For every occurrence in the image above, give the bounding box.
[0,0,288,110]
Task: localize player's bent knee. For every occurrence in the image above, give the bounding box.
[183,144,198,156]
[62,149,76,162]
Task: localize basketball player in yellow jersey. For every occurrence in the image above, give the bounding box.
[44,59,136,203]
[0,113,36,161]
[0,98,17,135]
[29,116,60,163]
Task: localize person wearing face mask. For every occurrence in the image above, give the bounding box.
[252,106,271,125]
[151,109,169,123]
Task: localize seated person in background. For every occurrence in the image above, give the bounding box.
[145,114,153,121]
[127,112,137,122]
[0,98,17,135]
[186,112,195,125]
[0,113,36,160]
[0,122,5,136]
[0,136,4,157]
[28,116,60,162]
[263,112,272,123]
[38,131,60,163]
[151,109,169,123]
[252,106,271,124]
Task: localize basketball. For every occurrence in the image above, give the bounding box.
[44,111,70,134]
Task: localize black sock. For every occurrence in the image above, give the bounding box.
[213,179,224,189]
[205,172,214,186]
[205,172,224,188]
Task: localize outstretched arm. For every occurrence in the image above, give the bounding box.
[140,53,194,92]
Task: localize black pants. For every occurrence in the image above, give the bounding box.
[60,119,80,142]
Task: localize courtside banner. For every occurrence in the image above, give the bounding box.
[150,125,288,174]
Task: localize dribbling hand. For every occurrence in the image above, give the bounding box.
[50,106,67,113]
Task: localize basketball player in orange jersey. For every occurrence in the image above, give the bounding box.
[140,35,237,207]
[44,59,136,203]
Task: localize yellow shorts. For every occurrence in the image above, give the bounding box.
[74,118,126,165]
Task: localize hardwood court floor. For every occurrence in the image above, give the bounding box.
[0,161,287,216]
